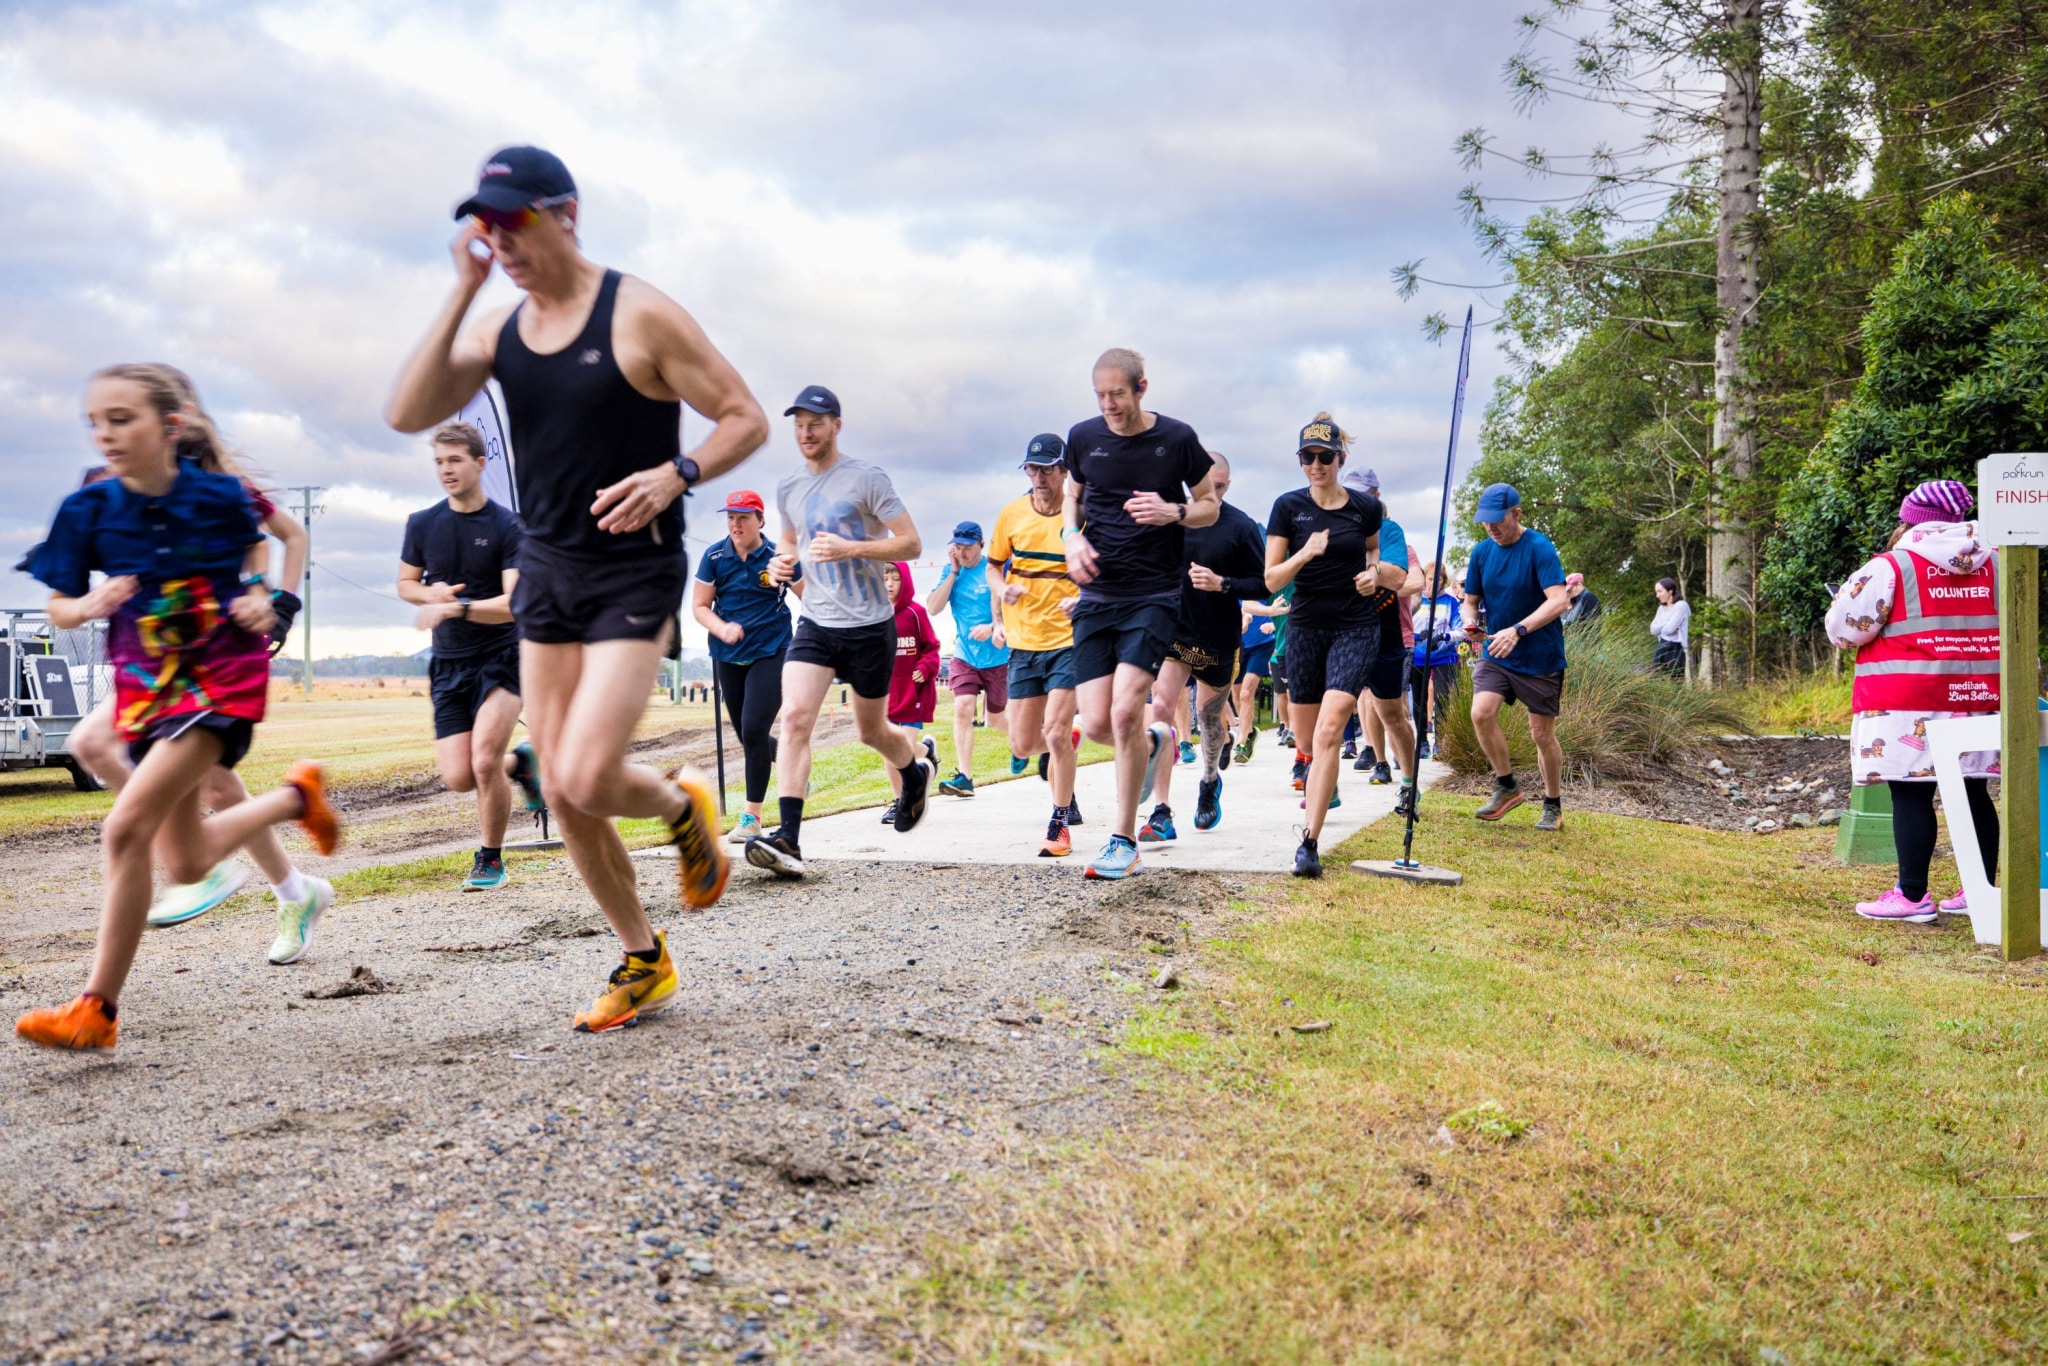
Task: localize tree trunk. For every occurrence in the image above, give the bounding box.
[1703,0,1764,686]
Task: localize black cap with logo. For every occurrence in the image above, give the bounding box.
[453,146,578,221]
[784,386,842,417]
[1297,417,1345,453]
[1021,433,1066,467]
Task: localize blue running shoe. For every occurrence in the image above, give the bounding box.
[509,741,545,811]
[1084,834,1143,880]
[1194,776,1222,831]
[146,861,249,928]
[1138,804,1177,842]
[1140,723,1173,803]
[463,851,508,892]
[1010,754,1030,776]
[1177,740,1196,766]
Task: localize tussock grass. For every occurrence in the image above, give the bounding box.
[1435,618,1749,781]
[1733,670,1855,735]
[897,807,2048,1362]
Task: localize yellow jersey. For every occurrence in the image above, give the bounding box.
[989,493,1078,652]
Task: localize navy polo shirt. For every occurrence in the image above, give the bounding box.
[29,464,262,600]
[694,535,797,665]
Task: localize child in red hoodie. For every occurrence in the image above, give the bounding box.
[882,561,939,822]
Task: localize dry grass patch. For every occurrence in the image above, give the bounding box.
[897,805,2048,1362]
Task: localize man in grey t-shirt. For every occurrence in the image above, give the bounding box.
[745,385,935,878]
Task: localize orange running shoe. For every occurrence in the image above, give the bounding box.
[1038,814,1072,858]
[16,994,118,1052]
[284,761,342,855]
[667,770,729,911]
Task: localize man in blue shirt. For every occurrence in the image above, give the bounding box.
[928,520,1011,796]
[1461,483,1571,830]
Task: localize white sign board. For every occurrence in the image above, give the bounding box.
[458,385,517,513]
[1977,452,2048,546]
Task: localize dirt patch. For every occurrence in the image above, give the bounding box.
[1056,868,1237,948]
[302,965,391,999]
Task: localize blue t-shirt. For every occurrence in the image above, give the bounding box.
[695,535,797,665]
[1464,527,1567,675]
[1412,593,1462,666]
[935,556,1010,670]
[30,464,262,600]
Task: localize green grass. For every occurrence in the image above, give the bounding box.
[1734,670,1855,735]
[897,805,2048,1363]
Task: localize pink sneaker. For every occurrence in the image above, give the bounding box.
[1939,890,1968,913]
[1855,887,1937,923]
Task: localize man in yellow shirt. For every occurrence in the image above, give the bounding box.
[988,434,1083,856]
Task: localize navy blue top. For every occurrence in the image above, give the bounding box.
[400,500,524,660]
[1464,527,1567,675]
[695,535,797,664]
[28,464,262,600]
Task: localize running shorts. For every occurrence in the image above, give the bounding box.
[513,540,686,647]
[1284,621,1380,705]
[787,616,896,701]
[1169,637,1238,690]
[1007,646,1076,700]
[128,711,254,770]
[1071,599,1175,685]
[1471,656,1565,717]
[429,643,522,740]
[1237,641,1275,682]
[946,657,1009,710]
[1366,650,1411,703]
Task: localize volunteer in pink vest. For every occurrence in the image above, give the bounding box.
[1825,479,2002,923]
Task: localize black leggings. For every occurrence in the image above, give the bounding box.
[715,651,785,805]
[1890,778,1999,902]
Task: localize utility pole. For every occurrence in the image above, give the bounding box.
[286,486,324,700]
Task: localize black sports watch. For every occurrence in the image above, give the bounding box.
[1513,622,1528,638]
[673,455,701,489]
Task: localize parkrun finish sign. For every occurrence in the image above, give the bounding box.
[1979,452,2048,546]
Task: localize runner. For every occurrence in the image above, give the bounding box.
[744,385,935,877]
[1344,466,1424,817]
[880,561,941,821]
[387,146,766,1033]
[928,521,1010,796]
[1231,595,1283,765]
[988,434,1084,856]
[15,365,342,1051]
[57,366,336,963]
[1062,348,1220,880]
[398,421,544,892]
[692,489,797,844]
[1264,413,1384,878]
[1410,562,1463,759]
[1141,452,1265,838]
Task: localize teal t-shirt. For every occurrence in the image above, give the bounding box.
[937,557,1010,670]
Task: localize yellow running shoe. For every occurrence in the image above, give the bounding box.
[667,770,729,912]
[572,931,679,1034]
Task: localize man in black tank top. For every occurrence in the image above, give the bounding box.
[387,146,769,1035]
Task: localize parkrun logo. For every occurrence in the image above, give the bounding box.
[1997,465,2048,502]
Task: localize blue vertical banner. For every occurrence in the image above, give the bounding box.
[459,384,517,513]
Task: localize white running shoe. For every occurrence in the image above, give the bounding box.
[146,862,250,928]
[268,876,335,965]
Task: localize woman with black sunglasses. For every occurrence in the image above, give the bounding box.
[1264,413,1385,877]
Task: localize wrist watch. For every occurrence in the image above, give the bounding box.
[459,596,473,620]
[672,455,701,489]
[1176,502,1188,522]
[1513,622,1528,637]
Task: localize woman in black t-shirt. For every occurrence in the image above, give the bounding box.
[1264,412,1385,878]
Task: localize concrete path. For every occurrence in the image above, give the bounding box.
[666,744,1450,876]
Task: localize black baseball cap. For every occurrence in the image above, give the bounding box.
[1021,433,1065,467]
[453,146,577,221]
[784,385,841,417]
[1297,417,1344,453]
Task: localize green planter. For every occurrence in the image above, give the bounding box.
[1832,782,1896,865]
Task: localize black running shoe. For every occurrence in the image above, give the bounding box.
[744,832,805,878]
[1194,775,1222,830]
[1341,740,1357,760]
[1369,761,1392,785]
[1393,785,1419,821]
[879,799,899,825]
[896,752,933,832]
[1535,798,1562,832]
[1292,835,1322,879]
[1063,798,1084,827]
[1037,751,1049,781]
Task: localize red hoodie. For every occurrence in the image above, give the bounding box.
[887,560,940,725]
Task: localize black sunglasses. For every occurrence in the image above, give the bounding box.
[1298,448,1339,466]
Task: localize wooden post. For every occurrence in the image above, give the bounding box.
[2000,544,2041,961]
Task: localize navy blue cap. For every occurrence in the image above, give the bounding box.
[1021,433,1065,467]
[784,385,841,417]
[950,521,984,545]
[1297,417,1344,452]
[454,146,577,220]
[1474,482,1522,523]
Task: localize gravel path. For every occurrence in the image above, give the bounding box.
[0,842,1249,1364]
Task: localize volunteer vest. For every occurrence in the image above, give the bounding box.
[1850,549,2000,713]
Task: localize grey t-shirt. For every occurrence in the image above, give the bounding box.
[776,456,907,629]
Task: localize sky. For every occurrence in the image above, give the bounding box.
[0,0,1612,660]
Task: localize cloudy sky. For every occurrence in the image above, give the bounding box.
[0,0,1607,659]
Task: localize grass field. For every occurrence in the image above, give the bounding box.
[899,802,2048,1362]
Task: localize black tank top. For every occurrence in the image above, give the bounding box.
[493,269,683,559]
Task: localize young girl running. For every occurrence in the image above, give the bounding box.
[15,365,341,1052]
[61,365,336,965]
[1264,413,1385,878]
[879,561,941,823]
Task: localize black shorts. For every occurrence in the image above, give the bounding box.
[787,616,896,700]
[429,644,522,740]
[513,540,686,647]
[1168,637,1238,689]
[1007,646,1076,700]
[1471,656,1566,717]
[1366,650,1411,703]
[127,711,254,770]
[1284,621,1380,705]
[1237,641,1275,682]
[1072,599,1176,685]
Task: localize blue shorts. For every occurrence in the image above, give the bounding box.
[1007,646,1076,700]
[1237,641,1275,682]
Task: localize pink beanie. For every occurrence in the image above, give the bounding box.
[1899,479,1973,526]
